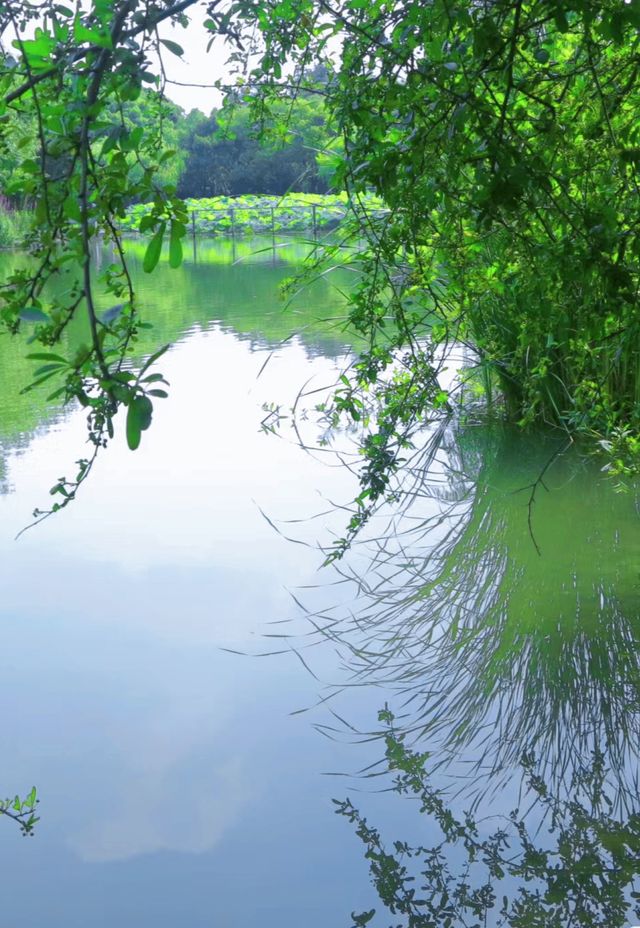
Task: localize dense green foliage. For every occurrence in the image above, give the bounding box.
[176,92,334,197]
[338,710,640,928]
[224,0,640,541]
[1,0,639,518]
[0,72,334,222]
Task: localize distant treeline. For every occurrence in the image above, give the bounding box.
[1,74,337,206]
[173,95,335,198]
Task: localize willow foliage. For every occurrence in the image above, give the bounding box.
[232,0,640,543]
[1,0,640,530]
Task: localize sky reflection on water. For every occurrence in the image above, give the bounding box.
[0,240,639,926]
[0,247,401,927]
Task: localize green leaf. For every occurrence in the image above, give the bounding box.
[34,363,65,376]
[169,220,184,268]
[139,343,170,377]
[160,39,184,57]
[126,399,142,451]
[143,222,166,273]
[47,386,68,401]
[101,127,122,156]
[15,31,55,64]
[139,214,155,233]
[26,352,68,363]
[63,196,82,222]
[137,395,153,430]
[351,910,376,926]
[73,19,112,48]
[120,126,143,151]
[19,307,49,323]
[21,368,64,393]
[126,394,154,450]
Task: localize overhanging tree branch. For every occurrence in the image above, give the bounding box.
[5,0,207,105]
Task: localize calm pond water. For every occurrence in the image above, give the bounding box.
[0,237,638,926]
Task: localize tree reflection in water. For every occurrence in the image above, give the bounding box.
[313,425,640,807]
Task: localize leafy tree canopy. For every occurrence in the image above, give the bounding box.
[176,90,333,196]
[1,0,639,536]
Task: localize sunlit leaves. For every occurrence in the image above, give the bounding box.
[242,0,640,501]
[169,219,185,268]
[0,786,39,836]
[13,29,56,70]
[72,18,112,48]
[143,221,166,273]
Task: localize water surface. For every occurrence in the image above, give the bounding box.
[0,239,390,927]
[0,239,638,926]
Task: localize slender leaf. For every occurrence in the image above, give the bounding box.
[143,222,166,273]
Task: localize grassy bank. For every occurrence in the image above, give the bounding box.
[121,192,385,236]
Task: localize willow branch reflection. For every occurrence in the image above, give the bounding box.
[317,425,640,805]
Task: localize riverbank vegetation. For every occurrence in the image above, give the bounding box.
[0,206,31,248]
[247,0,640,550]
[120,192,384,237]
[0,81,357,243]
[0,72,337,250]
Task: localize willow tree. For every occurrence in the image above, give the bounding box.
[235,0,640,548]
[1,0,639,534]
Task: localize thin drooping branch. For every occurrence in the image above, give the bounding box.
[5,0,206,105]
[78,0,138,375]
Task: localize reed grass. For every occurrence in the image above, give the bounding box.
[0,208,32,248]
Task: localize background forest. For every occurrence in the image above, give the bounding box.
[0,77,334,209]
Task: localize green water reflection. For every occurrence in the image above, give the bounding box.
[0,238,638,924]
[0,238,369,927]
[3,234,638,804]
[328,425,640,803]
[0,236,352,469]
